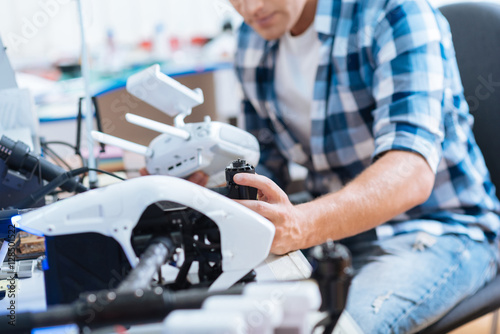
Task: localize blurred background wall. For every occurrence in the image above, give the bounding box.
[0,0,242,69]
[1,0,498,70]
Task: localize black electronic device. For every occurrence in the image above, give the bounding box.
[0,135,87,210]
[211,159,258,200]
[309,241,353,333]
[0,159,45,209]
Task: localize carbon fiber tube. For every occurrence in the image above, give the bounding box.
[117,237,175,293]
[0,285,245,333]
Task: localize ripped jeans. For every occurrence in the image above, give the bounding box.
[336,232,499,334]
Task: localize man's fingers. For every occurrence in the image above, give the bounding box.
[235,199,277,221]
[188,171,209,186]
[257,189,267,201]
[233,173,283,203]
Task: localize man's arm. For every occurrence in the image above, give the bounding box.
[235,150,435,255]
[234,0,447,254]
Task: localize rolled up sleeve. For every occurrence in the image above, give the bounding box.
[371,0,445,173]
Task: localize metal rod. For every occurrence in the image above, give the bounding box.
[76,0,98,188]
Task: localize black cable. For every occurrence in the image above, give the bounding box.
[16,167,89,209]
[86,168,126,181]
[93,95,106,153]
[42,142,123,184]
[76,97,83,156]
[42,141,77,151]
[41,145,72,171]
[76,96,105,155]
[14,164,125,209]
[42,141,85,167]
[42,143,85,185]
[40,147,62,168]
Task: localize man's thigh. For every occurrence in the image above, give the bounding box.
[337,232,498,334]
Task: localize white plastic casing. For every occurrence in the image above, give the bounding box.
[146,120,260,187]
[16,176,275,291]
[126,64,204,117]
[203,295,284,334]
[91,117,260,187]
[163,310,247,334]
[244,281,322,334]
[161,281,322,334]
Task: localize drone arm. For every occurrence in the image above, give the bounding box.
[91,131,153,157]
[125,113,190,140]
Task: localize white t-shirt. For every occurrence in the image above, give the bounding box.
[275,23,321,157]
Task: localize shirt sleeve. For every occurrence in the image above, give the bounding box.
[241,98,291,190]
[370,0,446,173]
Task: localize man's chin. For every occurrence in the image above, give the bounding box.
[253,26,286,41]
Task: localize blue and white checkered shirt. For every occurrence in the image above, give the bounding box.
[234,0,500,241]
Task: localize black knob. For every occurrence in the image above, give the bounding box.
[308,242,353,333]
[224,160,258,200]
[309,241,353,315]
[231,159,246,168]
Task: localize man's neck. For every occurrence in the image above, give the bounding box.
[290,0,318,36]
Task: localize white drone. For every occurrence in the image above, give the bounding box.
[92,64,260,187]
[15,176,275,291]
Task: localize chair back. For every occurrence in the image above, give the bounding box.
[420,5,500,333]
[440,2,500,195]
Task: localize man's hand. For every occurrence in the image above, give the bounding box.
[139,168,209,187]
[232,151,435,256]
[186,171,209,187]
[233,173,309,255]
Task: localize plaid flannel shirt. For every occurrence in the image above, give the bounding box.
[234,0,500,241]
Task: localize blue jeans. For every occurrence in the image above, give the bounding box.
[337,232,499,334]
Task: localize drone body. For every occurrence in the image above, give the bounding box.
[16,176,275,292]
[145,117,260,187]
[92,65,260,187]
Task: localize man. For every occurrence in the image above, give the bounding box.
[225,0,500,333]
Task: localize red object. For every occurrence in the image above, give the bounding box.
[170,37,180,52]
[139,40,153,52]
[114,325,129,334]
[191,36,209,47]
